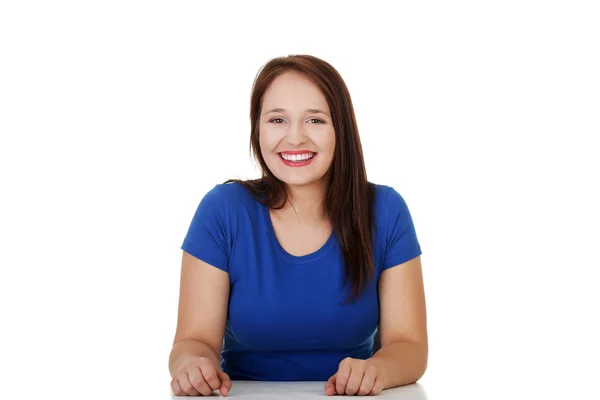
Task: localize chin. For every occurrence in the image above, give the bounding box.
[278,172,329,188]
[266,160,331,188]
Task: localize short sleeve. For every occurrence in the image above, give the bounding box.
[181,185,230,272]
[383,187,422,270]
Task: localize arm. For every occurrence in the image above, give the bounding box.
[370,255,428,388]
[168,250,230,377]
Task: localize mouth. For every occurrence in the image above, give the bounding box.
[278,151,317,167]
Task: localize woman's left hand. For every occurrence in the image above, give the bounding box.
[324,357,386,396]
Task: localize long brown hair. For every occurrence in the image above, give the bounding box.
[226,54,376,304]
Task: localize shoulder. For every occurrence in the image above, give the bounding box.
[207,180,253,199]
[201,181,254,205]
[371,182,416,233]
[199,180,258,213]
[372,183,408,211]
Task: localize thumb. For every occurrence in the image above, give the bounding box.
[218,370,232,396]
[324,372,337,396]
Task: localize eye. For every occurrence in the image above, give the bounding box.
[269,118,285,123]
[308,118,324,124]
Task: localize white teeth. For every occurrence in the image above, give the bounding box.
[281,153,314,162]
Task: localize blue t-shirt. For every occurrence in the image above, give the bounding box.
[180,181,422,381]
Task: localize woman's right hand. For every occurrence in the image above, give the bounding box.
[171,356,232,396]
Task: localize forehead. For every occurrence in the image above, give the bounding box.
[262,71,329,110]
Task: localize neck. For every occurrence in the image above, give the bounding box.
[281,179,329,223]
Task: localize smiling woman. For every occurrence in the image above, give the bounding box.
[258,70,336,192]
[169,54,427,397]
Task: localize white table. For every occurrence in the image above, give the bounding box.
[170,381,427,399]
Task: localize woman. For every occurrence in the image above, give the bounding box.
[168,54,428,397]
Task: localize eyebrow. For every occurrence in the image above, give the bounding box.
[263,108,330,117]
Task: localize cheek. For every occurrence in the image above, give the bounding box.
[259,126,278,152]
[258,133,270,155]
[258,133,280,168]
[321,132,336,166]
[324,130,336,154]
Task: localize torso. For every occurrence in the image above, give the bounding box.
[181,181,420,380]
[205,181,415,381]
[224,196,379,381]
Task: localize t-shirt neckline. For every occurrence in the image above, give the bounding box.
[261,203,336,264]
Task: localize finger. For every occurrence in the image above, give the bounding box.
[218,370,232,396]
[200,364,222,391]
[178,373,200,396]
[171,378,184,396]
[324,373,337,396]
[357,365,378,395]
[187,368,213,396]
[344,365,364,395]
[370,376,385,395]
[335,362,352,395]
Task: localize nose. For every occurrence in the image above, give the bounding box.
[285,121,308,146]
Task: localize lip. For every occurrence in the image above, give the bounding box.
[279,152,317,167]
[278,150,316,155]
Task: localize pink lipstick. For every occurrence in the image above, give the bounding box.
[278,151,317,167]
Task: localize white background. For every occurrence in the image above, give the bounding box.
[1,1,598,398]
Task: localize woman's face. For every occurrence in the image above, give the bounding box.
[259,71,336,189]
